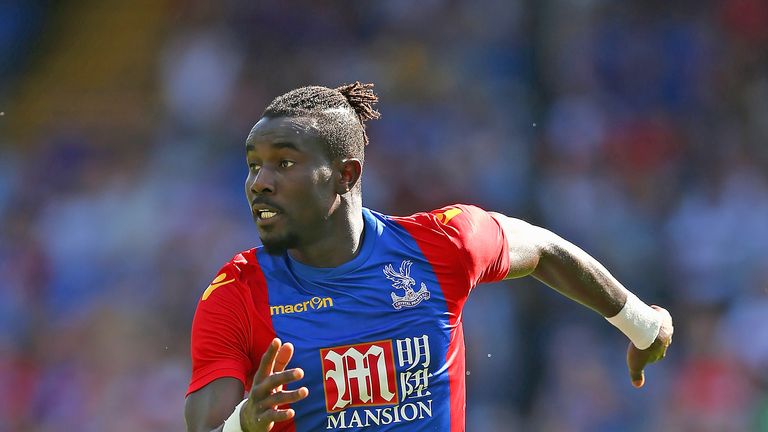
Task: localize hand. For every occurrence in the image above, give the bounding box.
[626,305,673,388]
[241,338,309,431]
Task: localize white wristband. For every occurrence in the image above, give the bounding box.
[605,292,661,350]
[223,399,248,432]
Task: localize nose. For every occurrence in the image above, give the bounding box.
[248,167,275,195]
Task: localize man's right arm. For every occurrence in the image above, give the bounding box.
[185,378,245,432]
[186,265,256,432]
[185,339,309,432]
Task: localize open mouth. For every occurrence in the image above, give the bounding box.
[252,203,284,224]
[257,209,279,220]
[251,200,284,225]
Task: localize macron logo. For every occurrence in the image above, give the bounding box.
[202,273,235,301]
[270,296,334,316]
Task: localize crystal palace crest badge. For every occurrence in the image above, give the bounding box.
[384,260,430,310]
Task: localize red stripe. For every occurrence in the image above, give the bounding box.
[240,250,296,432]
[393,216,468,432]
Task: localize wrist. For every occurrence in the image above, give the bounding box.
[605,292,661,350]
[223,399,248,432]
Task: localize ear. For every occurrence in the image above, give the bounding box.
[336,158,362,194]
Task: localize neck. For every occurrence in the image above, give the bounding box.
[288,196,365,268]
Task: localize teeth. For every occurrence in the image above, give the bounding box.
[260,211,277,219]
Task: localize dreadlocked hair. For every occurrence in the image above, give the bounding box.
[262,81,380,161]
[336,82,381,125]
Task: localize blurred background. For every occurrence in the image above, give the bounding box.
[1,0,767,430]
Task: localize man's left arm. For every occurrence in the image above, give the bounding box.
[489,213,673,388]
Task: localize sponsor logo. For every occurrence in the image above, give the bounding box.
[384,260,430,310]
[325,400,433,429]
[321,340,398,412]
[396,335,432,402]
[270,296,334,316]
[435,207,462,224]
[321,335,434,429]
[202,273,235,301]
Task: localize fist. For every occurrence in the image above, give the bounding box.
[626,305,673,388]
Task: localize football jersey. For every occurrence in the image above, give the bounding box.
[187,204,510,431]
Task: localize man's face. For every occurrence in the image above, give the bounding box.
[245,116,338,255]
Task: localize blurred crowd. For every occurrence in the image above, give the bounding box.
[1,1,767,431]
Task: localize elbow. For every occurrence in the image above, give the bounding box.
[528,230,569,280]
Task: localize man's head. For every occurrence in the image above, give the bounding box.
[245,82,380,255]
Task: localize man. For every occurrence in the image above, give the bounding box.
[184,82,673,432]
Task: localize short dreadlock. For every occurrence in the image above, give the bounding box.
[262,82,380,162]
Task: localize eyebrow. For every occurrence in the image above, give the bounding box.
[245,141,301,152]
[273,141,300,151]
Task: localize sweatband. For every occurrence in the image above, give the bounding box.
[223,399,248,432]
[605,292,661,350]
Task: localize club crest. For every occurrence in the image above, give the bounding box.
[383,260,430,310]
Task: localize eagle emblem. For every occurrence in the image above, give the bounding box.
[383,260,431,310]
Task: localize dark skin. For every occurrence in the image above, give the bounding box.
[243,116,364,266]
[490,213,673,387]
[185,115,362,432]
[184,115,673,432]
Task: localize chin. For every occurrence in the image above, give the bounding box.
[260,233,299,256]
[262,242,289,256]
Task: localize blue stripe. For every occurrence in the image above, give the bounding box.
[256,209,453,430]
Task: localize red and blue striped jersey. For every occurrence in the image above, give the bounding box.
[187,204,510,431]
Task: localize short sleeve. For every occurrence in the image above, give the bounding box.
[186,264,254,396]
[429,204,510,285]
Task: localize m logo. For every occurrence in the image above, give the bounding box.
[384,260,430,310]
[320,340,399,412]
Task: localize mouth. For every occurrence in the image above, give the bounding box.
[256,209,279,220]
[251,202,284,225]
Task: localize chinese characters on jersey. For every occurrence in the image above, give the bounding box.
[321,335,432,411]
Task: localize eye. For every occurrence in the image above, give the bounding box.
[280,160,295,168]
[248,162,261,172]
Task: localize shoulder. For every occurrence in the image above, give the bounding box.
[383,204,490,234]
[200,247,270,303]
[372,204,500,256]
[227,247,261,279]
